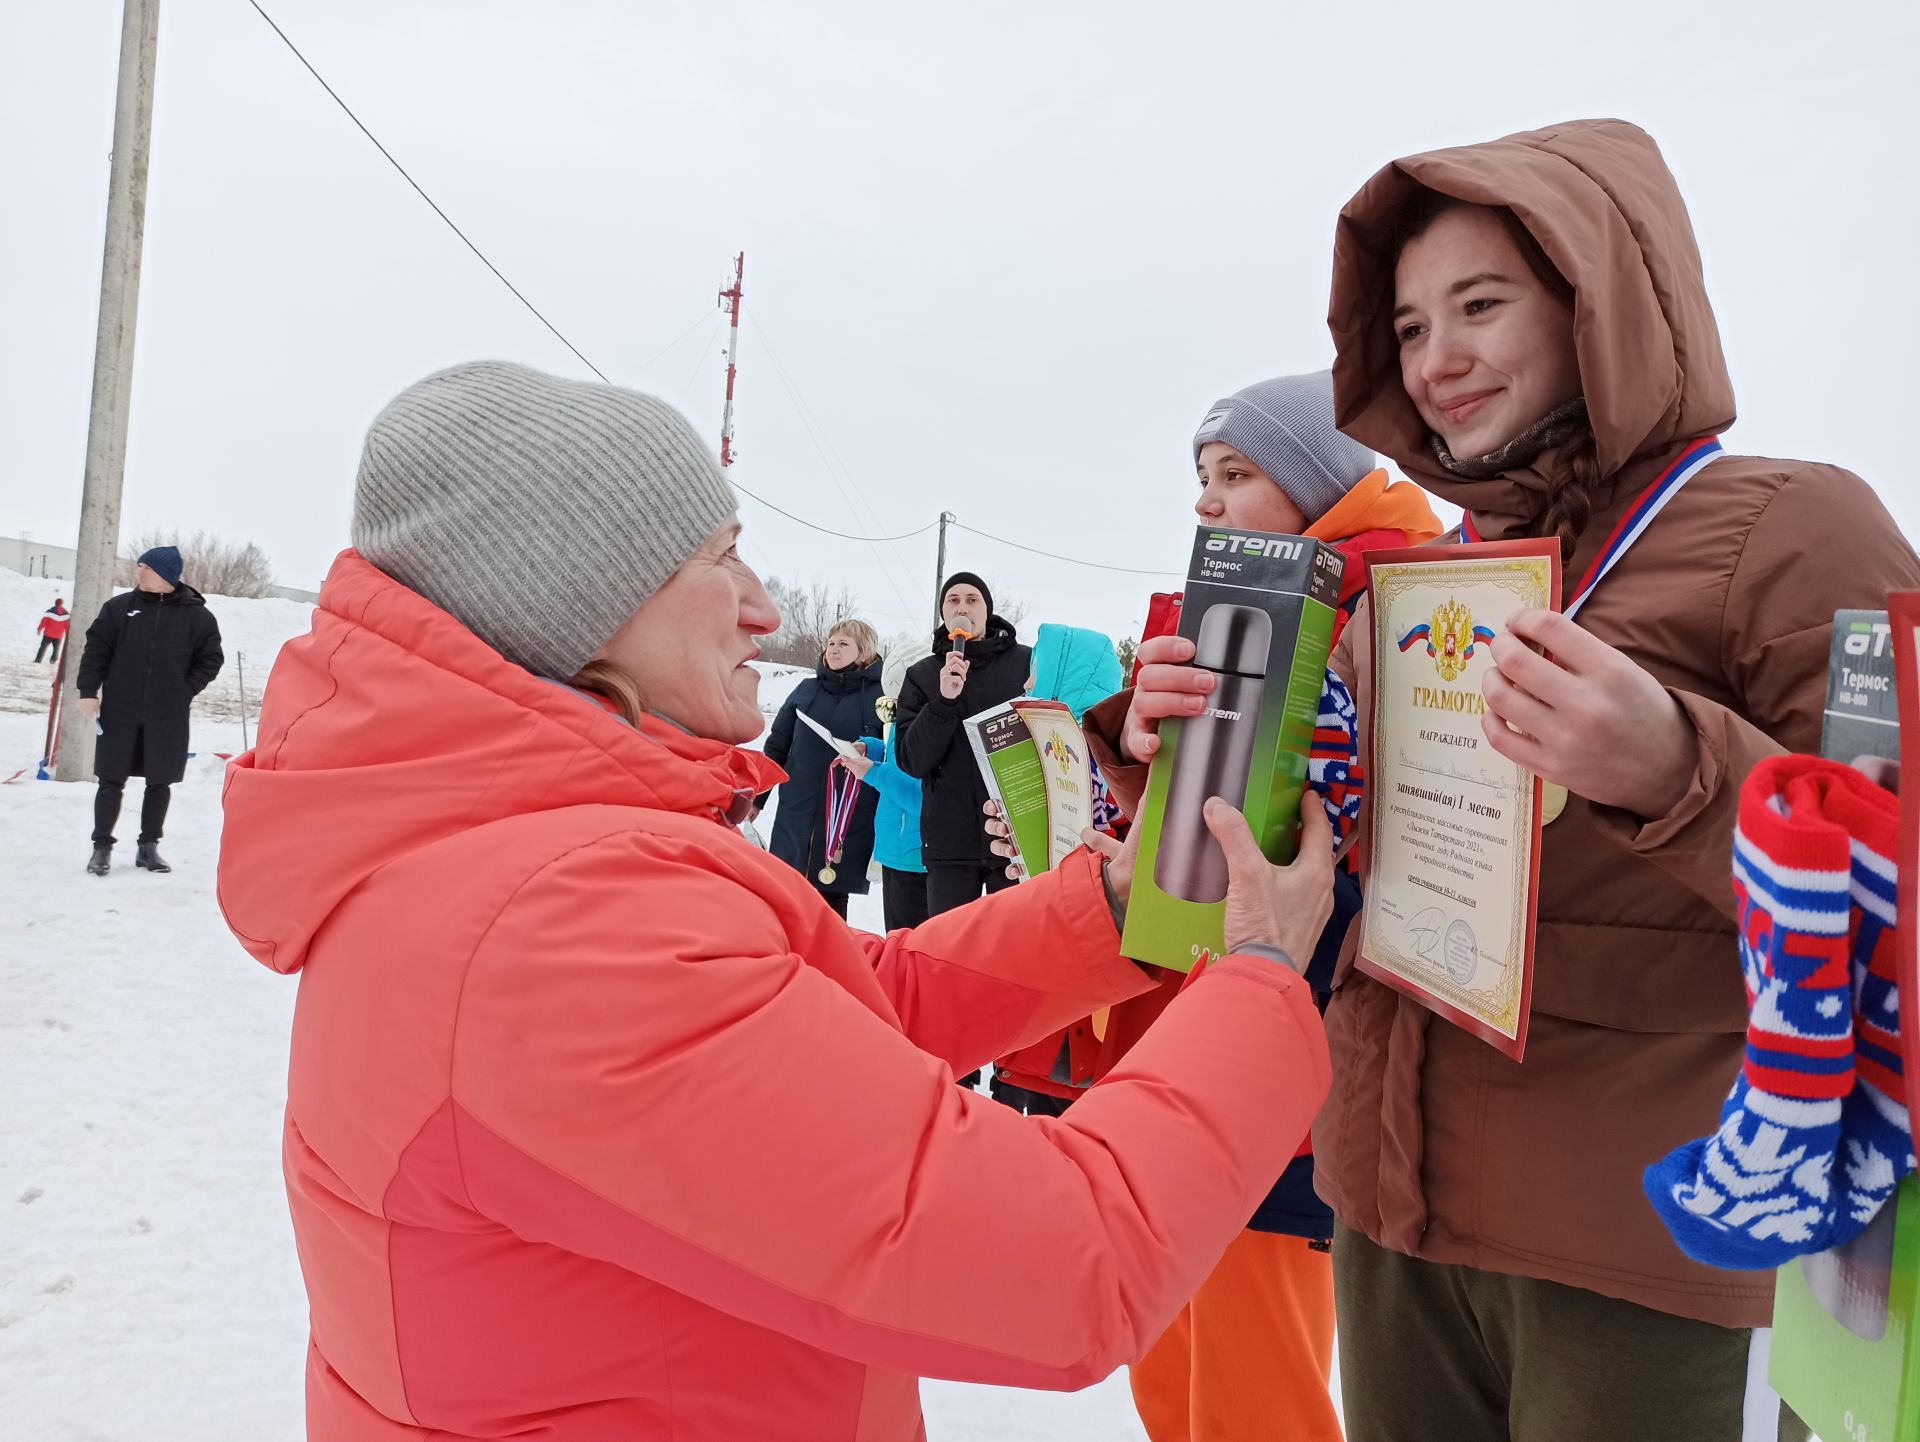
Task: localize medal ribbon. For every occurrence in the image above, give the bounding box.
[823,757,863,866]
[1461,436,1721,618]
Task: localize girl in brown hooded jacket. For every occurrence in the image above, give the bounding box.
[1098,118,1920,1440]
[1327,116,1920,1442]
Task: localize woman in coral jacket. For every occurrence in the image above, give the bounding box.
[218,360,1338,1442]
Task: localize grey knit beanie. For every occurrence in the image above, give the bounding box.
[352,361,737,679]
[1192,370,1376,523]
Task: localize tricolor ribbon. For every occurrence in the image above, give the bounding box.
[1461,436,1722,618]
[822,757,863,868]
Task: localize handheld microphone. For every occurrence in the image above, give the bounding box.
[948,625,975,659]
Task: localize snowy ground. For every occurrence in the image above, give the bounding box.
[0,655,1154,1438]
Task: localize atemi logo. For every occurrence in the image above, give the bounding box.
[1845,618,1893,659]
[1204,532,1304,560]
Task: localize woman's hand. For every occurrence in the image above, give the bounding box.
[984,800,1027,881]
[1121,634,1214,763]
[991,795,1333,968]
[986,801,1120,887]
[841,750,875,782]
[938,653,970,701]
[1205,799,1334,963]
[1481,609,1699,819]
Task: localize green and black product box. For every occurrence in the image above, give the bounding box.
[1821,609,1899,766]
[1120,527,1344,971]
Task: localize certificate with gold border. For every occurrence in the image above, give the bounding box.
[1358,539,1560,1061]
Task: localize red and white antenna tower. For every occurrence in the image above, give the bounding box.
[717,252,745,468]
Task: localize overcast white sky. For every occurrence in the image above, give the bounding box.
[5,1,1916,646]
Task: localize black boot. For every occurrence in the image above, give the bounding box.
[87,844,112,876]
[135,842,171,874]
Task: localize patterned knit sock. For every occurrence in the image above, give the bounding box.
[1645,756,1908,1269]
[1309,670,1364,855]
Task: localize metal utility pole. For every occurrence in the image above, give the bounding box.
[717,252,745,468]
[933,511,955,620]
[57,0,160,782]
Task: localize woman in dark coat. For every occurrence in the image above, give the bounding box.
[761,620,885,918]
[74,545,225,875]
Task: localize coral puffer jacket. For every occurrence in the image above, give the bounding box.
[218,552,1331,1441]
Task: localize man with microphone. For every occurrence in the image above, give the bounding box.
[893,572,1033,925]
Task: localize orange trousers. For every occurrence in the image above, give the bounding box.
[1130,1228,1342,1442]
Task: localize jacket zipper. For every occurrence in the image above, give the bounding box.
[139,594,163,707]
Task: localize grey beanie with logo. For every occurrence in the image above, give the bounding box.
[1192,370,1376,523]
[352,361,737,680]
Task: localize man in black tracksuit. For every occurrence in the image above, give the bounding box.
[75,545,225,875]
[893,571,1032,916]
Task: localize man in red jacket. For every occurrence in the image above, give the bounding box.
[34,597,69,663]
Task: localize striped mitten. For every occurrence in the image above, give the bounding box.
[1645,755,1908,1269]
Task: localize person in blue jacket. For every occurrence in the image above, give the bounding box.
[1025,623,1124,722]
[841,646,929,930]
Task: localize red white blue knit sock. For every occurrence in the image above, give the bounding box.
[1310,671,1364,855]
[1646,756,1908,1269]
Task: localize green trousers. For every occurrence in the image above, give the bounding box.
[1333,1224,1811,1442]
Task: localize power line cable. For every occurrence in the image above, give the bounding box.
[632,310,724,378]
[950,522,1183,577]
[246,0,609,382]
[742,311,1180,581]
[738,307,924,619]
[242,0,1081,568]
[731,504,937,544]
[676,319,725,411]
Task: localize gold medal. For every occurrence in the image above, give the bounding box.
[818,866,837,885]
[1541,782,1569,825]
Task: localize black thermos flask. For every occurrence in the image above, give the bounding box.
[1152,604,1272,904]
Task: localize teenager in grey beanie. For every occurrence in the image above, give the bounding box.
[1192,370,1375,523]
[352,361,737,680]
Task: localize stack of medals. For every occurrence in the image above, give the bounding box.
[818,757,863,885]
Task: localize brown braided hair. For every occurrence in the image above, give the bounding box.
[1391,187,1598,564]
[1537,424,1603,566]
[569,657,647,727]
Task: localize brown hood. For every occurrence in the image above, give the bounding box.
[1328,119,1736,535]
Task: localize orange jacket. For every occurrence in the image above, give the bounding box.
[219,551,1331,1441]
